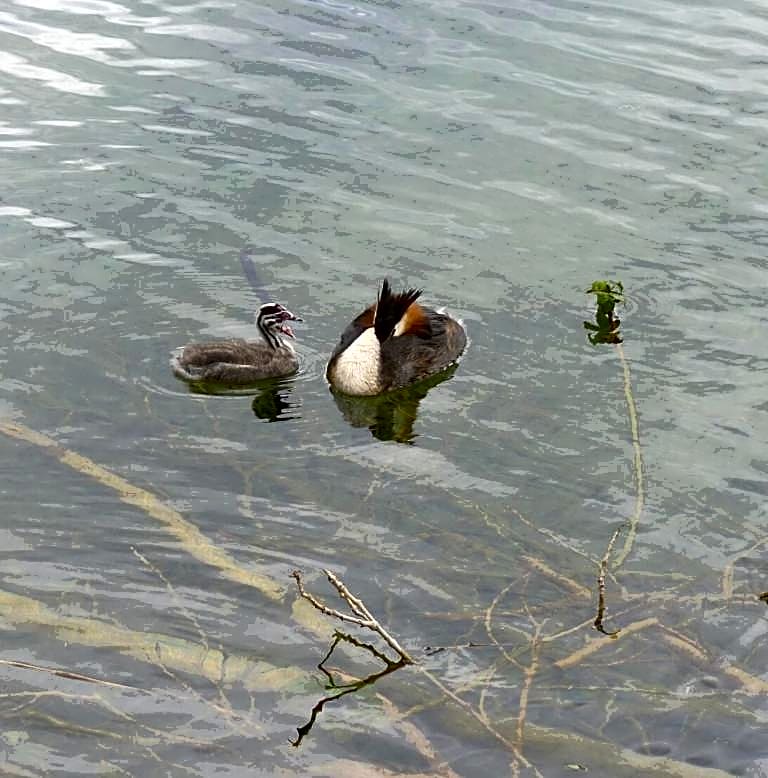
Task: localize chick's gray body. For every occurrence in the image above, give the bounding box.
[171,302,301,386]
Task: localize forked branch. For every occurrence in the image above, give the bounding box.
[292,569,413,664]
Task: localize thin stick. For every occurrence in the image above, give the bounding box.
[722,533,768,599]
[515,604,543,755]
[292,570,413,664]
[483,581,527,672]
[594,525,624,635]
[612,343,644,568]
[0,658,135,689]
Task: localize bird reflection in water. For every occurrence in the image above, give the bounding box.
[330,364,458,444]
[251,381,300,422]
[181,376,301,422]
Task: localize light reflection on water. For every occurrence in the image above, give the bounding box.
[1,0,768,774]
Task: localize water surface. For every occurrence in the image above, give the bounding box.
[1,0,767,775]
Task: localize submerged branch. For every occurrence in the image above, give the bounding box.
[0,420,283,600]
[556,617,659,669]
[722,533,768,599]
[0,659,135,690]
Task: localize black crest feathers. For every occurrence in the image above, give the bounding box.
[374,279,423,343]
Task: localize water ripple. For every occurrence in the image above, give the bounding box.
[0,0,767,773]
[0,51,104,95]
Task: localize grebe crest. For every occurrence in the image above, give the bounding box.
[326,279,466,396]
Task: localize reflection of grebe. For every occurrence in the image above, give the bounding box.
[171,303,302,384]
[251,383,301,422]
[326,280,466,396]
[331,365,458,444]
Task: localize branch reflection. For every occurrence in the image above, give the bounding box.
[291,630,409,747]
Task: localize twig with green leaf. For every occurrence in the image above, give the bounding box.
[584,280,624,345]
[585,280,643,635]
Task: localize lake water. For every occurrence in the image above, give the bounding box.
[1,0,767,775]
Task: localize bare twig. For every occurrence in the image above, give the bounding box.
[292,569,413,663]
[0,659,134,689]
[612,342,644,568]
[594,524,624,635]
[424,639,540,656]
[483,580,527,672]
[722,534,768,599]
[515,603,544,756]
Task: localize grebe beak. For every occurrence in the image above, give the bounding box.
[281,310,302,324]
[276,308,301,336]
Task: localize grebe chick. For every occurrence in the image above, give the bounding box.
[326,279,466,396]
[171,302,302,385]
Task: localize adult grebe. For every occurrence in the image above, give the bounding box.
[326,280,466,396]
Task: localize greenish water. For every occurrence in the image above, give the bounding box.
[1,0,767,775]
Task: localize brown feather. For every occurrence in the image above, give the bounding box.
[355,303,375,329]
[397,302,432,338]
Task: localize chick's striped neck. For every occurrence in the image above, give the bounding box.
[257,310,284,350]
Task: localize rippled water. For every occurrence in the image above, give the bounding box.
[1,0,767,775]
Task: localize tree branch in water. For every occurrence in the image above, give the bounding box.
[291,569,413,663]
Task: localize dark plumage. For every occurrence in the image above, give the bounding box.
[171,302,301,385]
[326,279,466,396]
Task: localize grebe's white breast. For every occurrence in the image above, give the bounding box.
[327,327,382,396]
